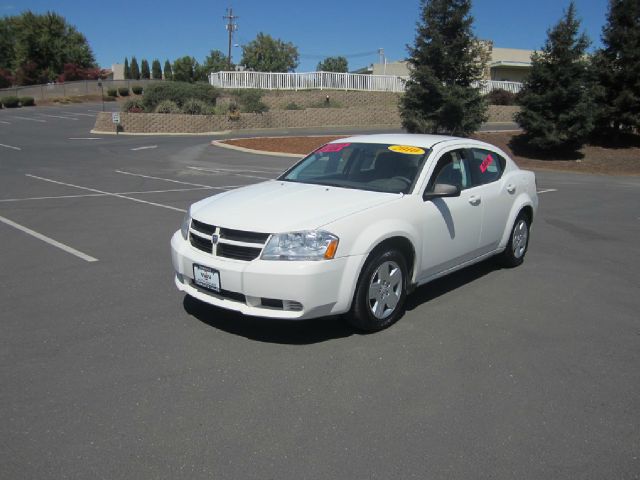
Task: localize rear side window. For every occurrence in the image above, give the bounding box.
[468,148,505,186]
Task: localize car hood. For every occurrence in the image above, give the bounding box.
[191,180,401,233]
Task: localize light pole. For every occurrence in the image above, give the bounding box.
[97,80,104,112]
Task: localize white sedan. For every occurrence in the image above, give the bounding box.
[171,134,538,331]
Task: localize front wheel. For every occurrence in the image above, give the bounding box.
[346,249,408,332]
[499,213,530,267]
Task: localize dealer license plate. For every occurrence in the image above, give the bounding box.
[193,264,220,292]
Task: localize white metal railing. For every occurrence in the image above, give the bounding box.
[210,71,408,93]
[209,71,523,95]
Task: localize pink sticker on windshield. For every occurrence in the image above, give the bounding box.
[317,143,351,153]
[479,154,494,173]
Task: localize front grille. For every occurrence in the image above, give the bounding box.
[218,243,262,261]
[190,233,212,253]
[189,218,270,262]
[191,219,216,235]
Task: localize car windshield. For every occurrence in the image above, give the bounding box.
[279,142,430,194]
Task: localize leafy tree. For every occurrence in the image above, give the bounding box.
[163,59,173,80]
[0,67,13,87]
[130,57,140,80]
[140,59,150,79]
[317,56,348,73]
[400,0,487,135]
[0,11,95,85]
[241,33,299,72]
[151,59,162,79]
[515,2,594,151]
[195,50,230,81]
[124,57,130,79]
[591,0,640,138]
[172,56,197,82]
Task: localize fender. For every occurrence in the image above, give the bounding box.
[499,193,535,249]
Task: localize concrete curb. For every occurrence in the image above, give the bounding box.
[90,129,233,136]
[211,140,305,158]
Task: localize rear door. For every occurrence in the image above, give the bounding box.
[466,147,512,253]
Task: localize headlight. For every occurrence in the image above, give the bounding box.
[180,210,191,240]
[261,230,339,261]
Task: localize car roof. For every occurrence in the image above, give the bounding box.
[329,133,493,150]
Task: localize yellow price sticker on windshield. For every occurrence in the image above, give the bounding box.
[388,145,425,155]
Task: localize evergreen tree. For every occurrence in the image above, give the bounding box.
[151,59,162,79]
[516,2,594,152]
[124,57,130,79]
[400,0,487,135]
[172,56,196,82]
[163,59,173,80]
[140,59,150,79]
[130,56,140,80]
[591,0,640,138]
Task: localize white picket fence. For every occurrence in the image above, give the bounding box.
[209,71,523,94]
[210,71,408,92]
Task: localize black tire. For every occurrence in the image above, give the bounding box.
[346,249,408,332]
[499,212,530,268]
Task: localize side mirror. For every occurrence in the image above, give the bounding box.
[423,183,461,201]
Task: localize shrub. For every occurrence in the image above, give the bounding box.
[310,98,342,108]
[19,96,35,107]
[107,88,118,97]
[154,100,181,114]
[118,87,130,97]
[284,102,303,110]
[122,98,145,113]
[131,85,143,95]
[486,88,516,106]
[181,98,212,115]
[231,89,268,113]
[142,82,219,111]
[1,96,20,108]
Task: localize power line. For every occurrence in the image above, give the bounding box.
[298,50,380,60]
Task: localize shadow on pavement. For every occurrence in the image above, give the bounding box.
[406,258,502,310]
[183,295,354,345]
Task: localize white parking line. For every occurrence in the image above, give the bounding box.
[537,189,558,194]
[69,137,102,140]
[0,187,218,203]
[0,120,10,125]
[189,165,282,174]
[187,166,273,181]
[0,143,21,151]
[0,215,98,263]
[25,174,187,213]
[114,170,240,189]
[37,114,78,121]
[131,145,158,151]
[11,116,46,123]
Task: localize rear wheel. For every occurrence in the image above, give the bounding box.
[499,213,530,267]
[346,249,407,332]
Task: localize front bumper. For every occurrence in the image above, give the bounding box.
[171,231,364,319]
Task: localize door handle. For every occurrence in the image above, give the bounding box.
[468,196,481,206]
[507,184,516,194]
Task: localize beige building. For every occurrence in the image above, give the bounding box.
[370,45,535,83]
[111,63,125,81]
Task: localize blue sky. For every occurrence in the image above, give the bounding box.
[2,0,609,71]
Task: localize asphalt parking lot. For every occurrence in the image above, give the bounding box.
[1,103,639,479]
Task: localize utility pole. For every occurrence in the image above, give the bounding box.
[224,7,238,70]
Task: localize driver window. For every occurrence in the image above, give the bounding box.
[425,149,470,193]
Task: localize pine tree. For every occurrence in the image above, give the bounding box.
[124,57,130,79]
[130,56,140,80]
[592,0,640,139]
[140,59,150,79]
[515,2,594,152]
[151,59,162,80]
[163,60,172,80]
[400,0,487,135]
